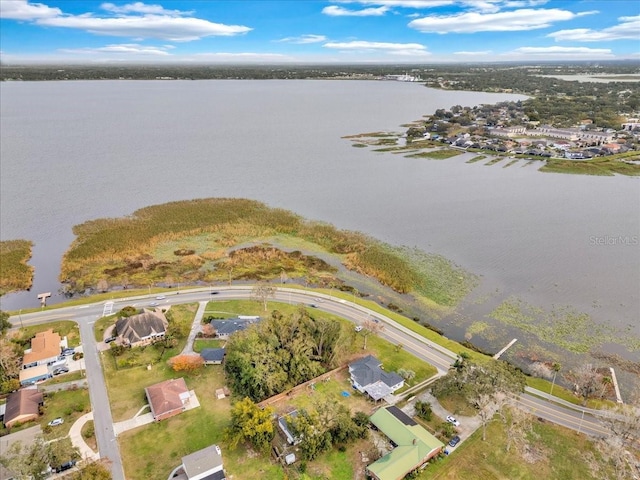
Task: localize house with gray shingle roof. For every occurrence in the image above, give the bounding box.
[349,355,404,401]
[209,317,260,339]
[115,309,168,347]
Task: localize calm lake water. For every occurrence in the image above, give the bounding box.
[1,80,638,362]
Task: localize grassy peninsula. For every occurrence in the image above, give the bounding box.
[0,240,34,295]
[60,198,476,310]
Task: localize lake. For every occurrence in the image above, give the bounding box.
[1,79,638,364]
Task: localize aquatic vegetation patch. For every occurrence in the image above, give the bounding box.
[0,239,34,295]
[489,297,639,353]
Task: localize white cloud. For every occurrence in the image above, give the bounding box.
[2,1,251,42]
[100,2,191,16]
[548,15,640,42]
[37,14,252,42]
[328,0,550,13]
[510,46,613,56]
[454,50,491,55]
[59,43,173,56]
[322,5,389,16]
[324,40,430,56]
[277,34,327,44]
[0,0,61,20]
[409,8,593,33]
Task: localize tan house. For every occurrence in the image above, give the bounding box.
[115,309,168,347]
[145,378,191,421]
[22,329,61,369]
[3,389,44,429]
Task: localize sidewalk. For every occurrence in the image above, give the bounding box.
[69,412,100,462]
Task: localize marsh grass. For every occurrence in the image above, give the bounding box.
[61,198,474,309]
[405,149,461,160]
[0,239,34,295]
[540,156,640,176]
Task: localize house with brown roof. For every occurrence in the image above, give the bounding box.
[115,309,168,347]
[22,329,62,369]
[145,378,191,421]
[3,389,44,429]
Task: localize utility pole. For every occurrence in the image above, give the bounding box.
[19,309,24,328]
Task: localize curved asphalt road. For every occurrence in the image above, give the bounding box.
[8,286,610,479]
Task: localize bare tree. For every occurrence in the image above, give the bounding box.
[360,317,383,350]
[251,282,277,311]
[565,363,600,405]
[498,403,532,453]
[0,336,22,382]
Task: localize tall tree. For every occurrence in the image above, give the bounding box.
[0,310,11,336]
[225,397,275,453]
[0,437,50,480]
[549,362,561,397]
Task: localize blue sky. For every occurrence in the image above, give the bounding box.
[1,0,638,64]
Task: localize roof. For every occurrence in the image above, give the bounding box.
[4,389,44,426]
[200,348,225,362]
[349,355,404,400]
[182,444,224,479]
[145,378,189,419]
[368,406,444,480]
[116,309,168,345]
[210,318,259,336]
[19,364,50,383]
[23,329,61,364]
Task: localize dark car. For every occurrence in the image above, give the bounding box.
[54,460,77,473]
[448,435,461,447]
[210,291,219,295]
[61,348,75,356]
[104,336,117,344]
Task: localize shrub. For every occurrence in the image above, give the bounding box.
[82,422,95,439]
[415,401,432,421]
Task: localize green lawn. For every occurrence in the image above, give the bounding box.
[422,416,616,480]
[193,338,224,352]
[41,387,91,440]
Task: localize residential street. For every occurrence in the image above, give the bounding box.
[8,286,611,479]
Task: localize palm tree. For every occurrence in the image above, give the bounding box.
[549,362,561,397]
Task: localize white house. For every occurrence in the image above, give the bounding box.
[348,355,404,401]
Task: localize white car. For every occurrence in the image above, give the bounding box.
[355,325,363,332]
[155,295,166,300]
[446,415,460,427]
[48,417,64,427]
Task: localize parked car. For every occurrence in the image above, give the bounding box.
[448,435,461,447]
[446,415,460,427]
[53,367,69,375]
[104,336,117,344]
[54,460,77,473]
[61,348,75,356]
[355,325,363,332]
[48,417,64,427]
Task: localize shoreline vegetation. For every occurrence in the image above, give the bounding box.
[0,240,34,296]
[59,198,477,311]
[344,129,640,177]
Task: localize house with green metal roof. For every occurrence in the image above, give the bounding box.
[367,406,444,480]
